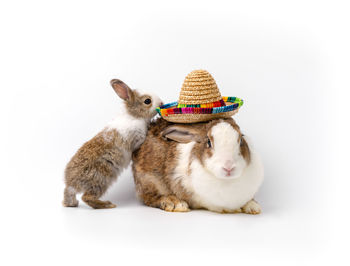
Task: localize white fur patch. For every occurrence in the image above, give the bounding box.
[173,122,264,212]
[105,91,161,148]
[106,109,148,141]
[173,142,195,190]
[206,122,245,179]
[103,106,149,172]
[190,151,263,212]
[105,107,149,152]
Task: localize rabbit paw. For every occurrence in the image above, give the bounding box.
[221,208,242,214]
[241,200,261,215]
[174,200,190,212]
[159,196,190,212]
[62,200,79,207]
[104,201,117,208]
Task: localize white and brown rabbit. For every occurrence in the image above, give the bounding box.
[132,117,264,213]
[63,79,162,209]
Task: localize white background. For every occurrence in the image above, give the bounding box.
[0,0,349,265]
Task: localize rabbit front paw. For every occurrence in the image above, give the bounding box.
[241,199,261,215]
[159,196,190,212]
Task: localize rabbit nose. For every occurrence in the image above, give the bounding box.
[224,160,234,169]
[223,160,235,176]
[222,167,234,176]
[223,167,234,173]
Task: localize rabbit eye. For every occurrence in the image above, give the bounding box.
[144,98,152,105]
[240,134,245,145]
[207,138,212,148]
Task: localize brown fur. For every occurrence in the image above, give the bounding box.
[110,78,155,120]
[132,117,252,212]
[63,130,130,208]
[132,119,193,211]
[124,90,154,119]
[63,79,160,209]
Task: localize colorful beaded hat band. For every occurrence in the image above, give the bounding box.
[157,97,243,116]
[157,70,244,123]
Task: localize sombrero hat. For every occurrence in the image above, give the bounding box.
[156,70,243,123]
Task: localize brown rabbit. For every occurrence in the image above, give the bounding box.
[63,79,162,209]
[132,117,263,213]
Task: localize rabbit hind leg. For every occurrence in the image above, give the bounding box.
[63,186,79,207]
[135,174,189,212]
[82,192,116,209]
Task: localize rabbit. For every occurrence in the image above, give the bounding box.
[63,79,163,209]
[132,117,264,214]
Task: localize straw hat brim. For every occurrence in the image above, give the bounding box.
[156,97,243,123]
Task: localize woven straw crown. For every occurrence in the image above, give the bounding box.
[178,70,223,105]
[156,69,243,123]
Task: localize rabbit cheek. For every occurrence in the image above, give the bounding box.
[133,90,162,119]
[240,137,251,164]
[190,141,211,167]
[201,147,214,165]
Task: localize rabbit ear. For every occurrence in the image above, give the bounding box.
[161,126,200,143]
[110,79,134,101]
